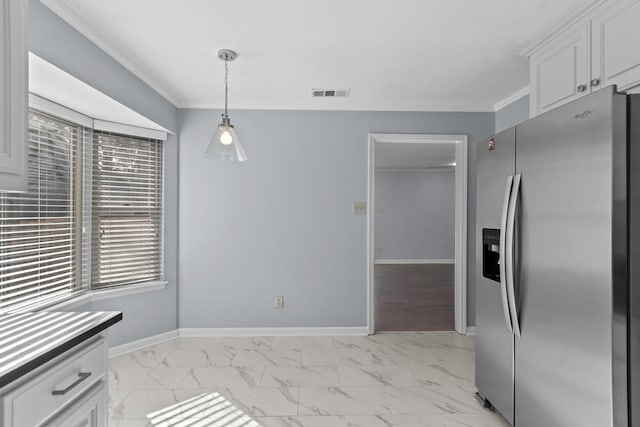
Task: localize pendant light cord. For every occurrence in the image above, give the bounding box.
[224,61,229,118]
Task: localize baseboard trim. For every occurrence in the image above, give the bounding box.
[107,326,474,356]
[108,330,178,358]
[178,327,370,337]
[375,259,455,265]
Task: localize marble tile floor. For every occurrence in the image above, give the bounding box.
[108,332,511,427]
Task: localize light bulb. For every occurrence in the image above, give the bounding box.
[219,130,233,145]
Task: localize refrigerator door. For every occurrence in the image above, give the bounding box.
[629,94,640,427]
[475,127,515,424]
[514,87,625,427]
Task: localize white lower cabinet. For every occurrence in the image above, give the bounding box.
[1,336,108,427]
[48,382,106,427]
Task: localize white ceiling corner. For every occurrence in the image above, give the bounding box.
[493,87,530,112]
[40,0,182,106]
[43,0,590,112]
[29,52,169,131]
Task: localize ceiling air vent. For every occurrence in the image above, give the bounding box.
[312,89,350,97]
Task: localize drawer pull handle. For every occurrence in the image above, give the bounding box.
[52,372,92,396]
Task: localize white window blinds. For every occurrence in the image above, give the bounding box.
[0,111,82,312]
[91,131,163,288]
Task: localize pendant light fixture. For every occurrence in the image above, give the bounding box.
[204,49,247,162]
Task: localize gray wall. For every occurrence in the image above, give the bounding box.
[29,0,500,334]
[178,109,493,328]
[374,170,454,260]
[495,95,530,133]
[29,0,179,346]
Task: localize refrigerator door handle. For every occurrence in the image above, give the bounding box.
[499,175,514,333]
[506,173,522,337]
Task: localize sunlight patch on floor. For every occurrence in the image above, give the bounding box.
[147,392,261,427]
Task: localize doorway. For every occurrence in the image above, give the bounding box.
[367,134,468,334]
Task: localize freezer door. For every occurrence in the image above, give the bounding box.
[514,87,626,427]
[475,127,515,424]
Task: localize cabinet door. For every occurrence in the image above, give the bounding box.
[592,0,640,92]
[47,382,106,427]
[0,0,27,192]
[529,24,590,116]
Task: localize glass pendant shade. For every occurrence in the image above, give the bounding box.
[204,116,247,162]
[205,49,247,162]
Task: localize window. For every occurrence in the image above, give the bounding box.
[0,111,83,311]
[0,103,165,313]
[91,131,163,288]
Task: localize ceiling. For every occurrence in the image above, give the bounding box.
[42,0,589,111]
[375,143,455,170]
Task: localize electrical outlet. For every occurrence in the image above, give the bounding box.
[275,296,284,309]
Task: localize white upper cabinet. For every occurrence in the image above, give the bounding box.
[530,24,590,114]
[526,0,640,117]
[592,1,640,91]
[0,0,28,192]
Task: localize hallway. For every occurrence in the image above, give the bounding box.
[375,264,454,331]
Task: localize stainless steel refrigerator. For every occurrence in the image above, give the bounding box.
[475,86,639,427]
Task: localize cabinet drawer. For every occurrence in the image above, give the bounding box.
[6,338,106,427]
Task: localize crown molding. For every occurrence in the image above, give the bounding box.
[177,102,496,113]
[519,0,607,57]
[40,0,181,106]
[493,86,530,111]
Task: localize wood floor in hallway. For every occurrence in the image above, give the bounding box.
[375,263,454,331]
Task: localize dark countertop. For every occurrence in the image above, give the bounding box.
[0,311,122,388]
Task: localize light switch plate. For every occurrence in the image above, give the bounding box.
[353,201,366,215]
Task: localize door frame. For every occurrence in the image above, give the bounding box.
[367,133,468,334]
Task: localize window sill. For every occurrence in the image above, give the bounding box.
[91,280,168,302]
[38,280,168,312]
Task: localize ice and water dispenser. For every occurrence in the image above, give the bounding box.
[482,228,500,282]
